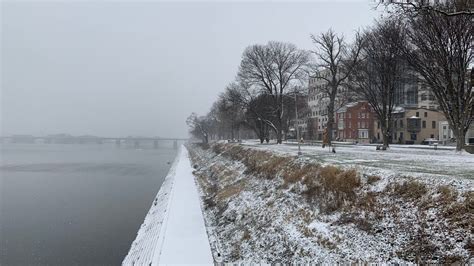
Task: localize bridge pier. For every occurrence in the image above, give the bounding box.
[154,140,159,149]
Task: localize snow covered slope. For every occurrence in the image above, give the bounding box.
[123,146,213,265]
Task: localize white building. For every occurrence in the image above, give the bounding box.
[307,74,358,140]
[307,76,329,140]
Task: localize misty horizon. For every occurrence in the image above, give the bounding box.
[2,1,380,138]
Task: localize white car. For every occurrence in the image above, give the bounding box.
[422,138,439,145]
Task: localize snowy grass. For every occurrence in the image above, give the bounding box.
[188,142,473,264]
[243,140,474,180]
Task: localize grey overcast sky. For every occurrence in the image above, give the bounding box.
[1,1,382,138]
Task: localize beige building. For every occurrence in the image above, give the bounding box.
[373,107,447,144]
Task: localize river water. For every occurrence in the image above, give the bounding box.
[0,143,178,265]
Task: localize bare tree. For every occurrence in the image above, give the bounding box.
[310,29,364,146]
[350,19,407,149]
[378,0,474,17]
[281,87,310,140]
[224,82,276,143]
[238,41,310,144]
[186,113,211,144]
[215,91,245,140]
[394,4,473,151]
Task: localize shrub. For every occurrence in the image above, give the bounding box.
[392,180,427,200]
[212,143,225,154]
[367,175,381,185]
[442,191,474,229]
[259,156,287,179]
[283,164,319,186]
[216,183,245,201]
[196,142,210,150]
[437,185,458,204]
[304,166,361,213]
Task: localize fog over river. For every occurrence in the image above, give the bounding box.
[0,143,177,265]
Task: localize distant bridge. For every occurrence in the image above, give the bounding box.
[1,135,188,149]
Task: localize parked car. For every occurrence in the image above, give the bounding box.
[422,138,439,145]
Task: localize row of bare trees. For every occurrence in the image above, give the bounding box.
[188,1,472,151]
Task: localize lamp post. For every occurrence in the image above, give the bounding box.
[294,87,302,156]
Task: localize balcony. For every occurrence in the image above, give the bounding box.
[407,116,421,132]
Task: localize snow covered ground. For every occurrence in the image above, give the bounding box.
[243,140,474,181]
[188,142,473,264]
[123,146,213,265]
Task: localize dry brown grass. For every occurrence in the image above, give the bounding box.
[336,213,373,232]
[437,185,458,204]
[356,191,379,213]
[282,164,319,186]
[241,228,251,241]
[316,235,337,250]
[189,143,473,262]
[302,166,361,213]
[301,226,314,237]
[391,180,427,200]
[441,191,473,229]
[259,156,288,179]
[212,143,225,154]
[216,182,245,201]
[367,175,381,185]
[196,142,210,150]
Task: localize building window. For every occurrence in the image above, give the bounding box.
[400,120,404,128]
[377,122,380,129]
[358,129,369,139]
[424,112,427,117]
[416,112,419,117]
[411,133,417,140]
[361,113,365,119]
[432,121,436,129]
[407,86,418,105]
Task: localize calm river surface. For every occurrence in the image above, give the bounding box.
[0,143,178,265]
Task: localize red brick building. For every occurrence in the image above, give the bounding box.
[335,101,375,143]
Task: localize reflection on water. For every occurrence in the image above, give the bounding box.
[0,143,177,265]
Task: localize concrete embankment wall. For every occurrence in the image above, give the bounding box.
[122,146,213,265]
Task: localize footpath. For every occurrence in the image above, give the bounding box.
[122,146,213,265]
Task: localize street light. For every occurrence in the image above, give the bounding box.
[293,87,302,156]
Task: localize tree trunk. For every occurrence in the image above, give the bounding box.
[276,113,283,144]
[230,121,234,140]
[454,128,466,152]
[382,127,389,149]
[258,123,265,143]
[327,102,335,146]
[276,130,283,144]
